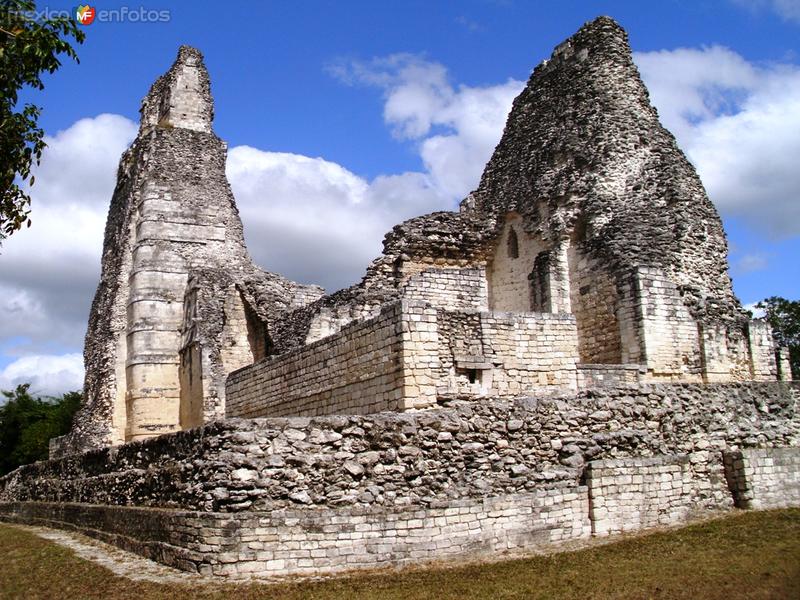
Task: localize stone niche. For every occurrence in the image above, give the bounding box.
[488,213,548,313]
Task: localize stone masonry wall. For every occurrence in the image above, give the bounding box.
[435,309,580,397]
[4,383,797,514]
[723,447,800,509]
[587,454,730,536]
[0,488,590,578]
[577,364,641,389]
[401,267,488,311]
[629,267,704,380]
[228,301,579,419]
[2,383,798,578]
[226,302,409,418]
[748,321,779,381]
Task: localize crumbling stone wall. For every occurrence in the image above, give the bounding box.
[0,489,592,577]
[3,382,798,577]
[6,383,797,513]
[439,310,579,395]
[226,302,417,418]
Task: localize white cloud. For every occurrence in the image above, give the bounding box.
[329,54,524,199]
[231,54,524,291]
[227,146,451,291]
[0,114,137,350]
[731,0,800,23]
[734,253,769,273]
[0,115,134,397]
[0,353,84,397]
[635,47,800,237]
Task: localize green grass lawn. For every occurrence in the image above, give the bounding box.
[1,509,799,600]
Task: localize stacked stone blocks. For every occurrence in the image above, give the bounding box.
[723,448,800,509]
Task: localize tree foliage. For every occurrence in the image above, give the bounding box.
[1,0,84,240]
[0,383,81,476]
[756,296,800,379]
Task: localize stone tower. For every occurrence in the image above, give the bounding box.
[261,16,781,388]
[461,16,770,381]
[54,47,321,455]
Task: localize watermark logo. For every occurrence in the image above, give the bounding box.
[74,5,96,25]
[15,5,171,24]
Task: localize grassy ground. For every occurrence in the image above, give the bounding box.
[1,509,799,600]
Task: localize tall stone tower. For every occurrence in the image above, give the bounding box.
[460,16,774,381]
[267,16,781,386]
[54,47,321,455]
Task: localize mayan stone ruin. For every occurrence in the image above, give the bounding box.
[1,16,798,578]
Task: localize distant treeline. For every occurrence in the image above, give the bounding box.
[0,384,81,476]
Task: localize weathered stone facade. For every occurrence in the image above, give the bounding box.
[5,16,797,579]
[52,47,322,456]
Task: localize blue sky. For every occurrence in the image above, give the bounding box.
[1,0,799,395]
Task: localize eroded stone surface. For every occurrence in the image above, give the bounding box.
[54,47,322,456]
[10,383,799,513]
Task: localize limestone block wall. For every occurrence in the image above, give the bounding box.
[468,311,579,394]
[3,445,798,579]
[723,447,800,509]
[587,454,730,536]
[226,301,439,418]
[435,309,578,397]
[0,489,591,578]
[5,383,797,515]
[631,267,704,381]
[748,321,778,381]
[2,384,798,578]
[226,305,403,417]
[576,364,642,389]
[567,246,625,365]
[699,323,751,383]
[3,445,796,578]
[127,182,193,442]
[401,267,488,311]
[777,347,794,381]
[228,301,579,418]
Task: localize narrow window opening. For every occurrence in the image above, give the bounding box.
[507,227,520,259]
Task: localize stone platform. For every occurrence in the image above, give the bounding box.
[2,383,799,577]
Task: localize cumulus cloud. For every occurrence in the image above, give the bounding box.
[0,353,84,398]
[328,53,524,199]
[0,114,137,351]
[227,147,450,291]
[635,47,800,237]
